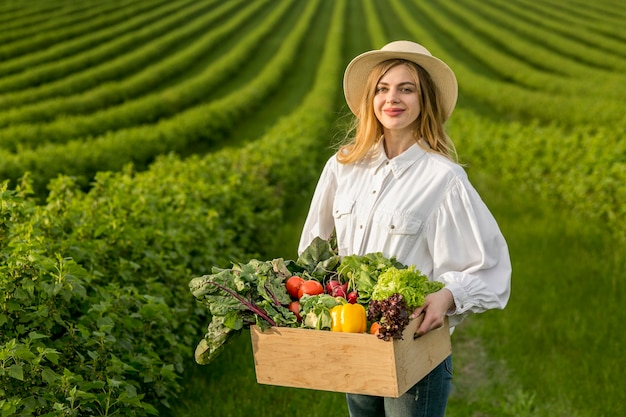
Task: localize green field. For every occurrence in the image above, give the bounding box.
[0,0,624,416]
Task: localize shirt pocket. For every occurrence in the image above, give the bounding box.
[373,210,423,261]
[374,209,422,236]
[332,197,355,219]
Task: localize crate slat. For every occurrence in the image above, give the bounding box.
[250,315,451,397]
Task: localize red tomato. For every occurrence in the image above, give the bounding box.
[298,280,324,299]
[288,301,302,322]
[285,276,304,299]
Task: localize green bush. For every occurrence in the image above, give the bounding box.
[0,149,284,415]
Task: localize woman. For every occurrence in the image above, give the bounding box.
[298,41,512,417]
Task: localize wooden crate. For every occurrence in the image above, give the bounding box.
[250,315,451,397]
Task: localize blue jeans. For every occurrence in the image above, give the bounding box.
[346,355,452,417]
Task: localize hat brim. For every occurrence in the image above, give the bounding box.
[343,48,458,121]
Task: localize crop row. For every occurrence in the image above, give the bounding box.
[0,0,344,414]
[0,0,216,93]
[433,0,626,94]
[460,0,626,76]
[0,0,277,134]
[0,0,171,62]
[0,0,124,37]
[0,0,316,194]
[0,0,203,79]
[0,2,64,27]
[412,0,626,96]
[509,0,626,43]
[0,0,621,236]
[0,0,240,110]
[1,1,623,415]
[485,0,626,58]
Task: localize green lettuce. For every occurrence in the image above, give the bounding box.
[337,252,404,304]
[370,266,444,310]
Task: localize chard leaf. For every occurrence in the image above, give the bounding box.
[271,258,292,279]
[194,316,241,365]
[223,310,243,330]
[296,237,339,278]
[207,295,242,315]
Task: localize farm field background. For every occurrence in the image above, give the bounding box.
[0,0,623,416]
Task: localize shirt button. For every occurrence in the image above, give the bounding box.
[359,225,363,229]
[372,190,376,194]
[390,225,395,229]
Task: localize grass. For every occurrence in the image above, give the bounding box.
[168,169,624,417]
[446,171,624,417]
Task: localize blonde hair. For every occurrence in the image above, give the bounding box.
[337,59,457,164]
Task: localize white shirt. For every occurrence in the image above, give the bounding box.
[298,141,511,328]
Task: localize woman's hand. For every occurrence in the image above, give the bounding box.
[410,288,455,336]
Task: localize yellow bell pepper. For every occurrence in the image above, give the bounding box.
[330,303,367,333]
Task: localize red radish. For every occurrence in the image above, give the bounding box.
[325,280,348,297]
[347,291,358,304]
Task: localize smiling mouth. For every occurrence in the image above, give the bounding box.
[384,108,404,116]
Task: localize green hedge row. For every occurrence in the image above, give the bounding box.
[369,0,626,240]
[0,0,283,145]
[0,0,239,113]
[0,0,342,414]
[429,0,626,96]
[0,154,279,416]
[1,1,622,416]
[0,0,198,80]
[0,0,318,195]
[449,109,626,243]
[0,0,171,68]
[494,0,626,52]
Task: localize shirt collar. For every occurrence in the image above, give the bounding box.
[372,140,428,179]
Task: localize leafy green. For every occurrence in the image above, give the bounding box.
[188,239,442,364]
[298,293,344,330]
[370,266,444,310]
[295,236,340,279]
[189,258,298,365]
[368,293,410,341]
[337,252,405,304]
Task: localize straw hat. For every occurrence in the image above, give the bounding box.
[343,40,458,120]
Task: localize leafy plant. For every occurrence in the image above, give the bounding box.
[189,258,297,365]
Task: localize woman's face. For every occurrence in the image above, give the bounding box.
[373,64,421,135]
